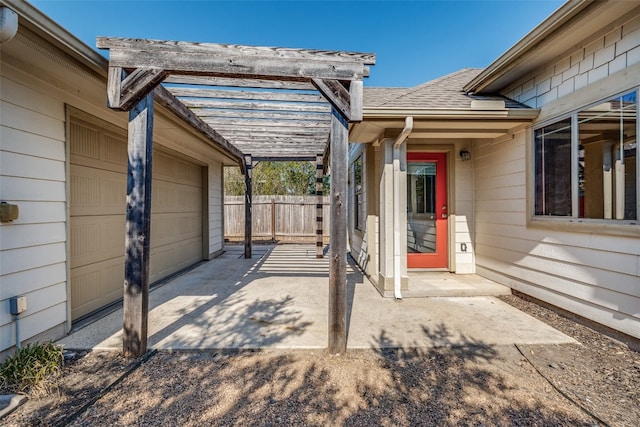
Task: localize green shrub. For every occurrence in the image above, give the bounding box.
[0,341,63,396]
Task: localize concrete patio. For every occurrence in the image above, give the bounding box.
[58,244,575,351]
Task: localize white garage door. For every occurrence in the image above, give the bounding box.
[69,115,203,320]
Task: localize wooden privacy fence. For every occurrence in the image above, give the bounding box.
[225,195,330,243]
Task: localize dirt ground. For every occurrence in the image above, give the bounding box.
[2,294,638,427]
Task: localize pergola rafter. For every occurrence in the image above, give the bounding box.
[97,36,374,358]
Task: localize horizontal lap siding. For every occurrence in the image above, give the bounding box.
[209,162,223,256]
[474,134,640,339]
[0,75,68,352]
[454,149,474,273]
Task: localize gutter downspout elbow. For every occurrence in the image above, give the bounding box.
[393,117,413,300]
[0,7,19,44]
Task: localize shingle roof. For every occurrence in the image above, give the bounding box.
[364,68,528,110]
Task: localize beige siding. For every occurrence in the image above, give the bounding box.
[0,73,68,350]
[209,162,223,256]
[453,141,475,273]
[474,132,640,339]
[503,13,640,109]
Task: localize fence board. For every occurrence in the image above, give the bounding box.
[224,195,330,243]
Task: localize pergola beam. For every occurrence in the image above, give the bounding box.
[98,37,374,76]
[312,80,363,122]
[108,67,168,111]
[180,99,331,113]
[170,87,326,103]
[153,86,245,167]
[194,110,331,122]
[98,36,374,358]
[165,75,316,90]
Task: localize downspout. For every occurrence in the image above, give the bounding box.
[393,117,413,299]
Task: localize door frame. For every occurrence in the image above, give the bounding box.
[406,151,450,270]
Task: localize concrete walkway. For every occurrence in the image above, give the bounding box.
[58,244,575,351]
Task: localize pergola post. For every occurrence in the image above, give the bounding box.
[316,153,324,258]
[123,92,154,358]
[244,154,253,259]
[328,108,348,354]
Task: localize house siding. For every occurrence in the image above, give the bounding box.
[209,161,224,256]
[474,132,640,339]
[504,13,640,109]
[453,142,475,273]
[0,69,69,351]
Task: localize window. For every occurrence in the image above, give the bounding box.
[353,155,364,230]
[534,90,638,221]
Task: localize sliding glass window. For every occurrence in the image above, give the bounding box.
[533,89,638,221]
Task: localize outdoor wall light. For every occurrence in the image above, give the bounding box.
[460,149,471,161]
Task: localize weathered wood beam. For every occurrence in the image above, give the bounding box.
[233,145,328,155]
[153,86,245,167]
[316,153,324,259]
[193,109,331,122]
[322,141,331,175]
[165,75,315,90]
[211,127,329,137]
[169,87,325,103]
[328,108,348,354]
[181,99,330,113]
[201,118,330,129]
[123,93,154,358]
[252,156,317,162]
[224,135,327,144]
[98,37,376,64]
[102,48,369,81]
[107,66,167,111]
[244,154,253,259]
[349,81,363,122]
[312,79,352,122]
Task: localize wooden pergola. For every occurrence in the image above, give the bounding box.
[97,37,375,357]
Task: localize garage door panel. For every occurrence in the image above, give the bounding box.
[70,215,125,269]
[70,116,204,321]
[71,165,126,216]
[151,212,201,246]
[150,236,202,283]
[153,151,202,187]
[71,256,124,319]
[152,180,202,214]
[70,121,127,174]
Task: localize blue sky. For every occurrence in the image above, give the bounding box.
[31,0,564,87]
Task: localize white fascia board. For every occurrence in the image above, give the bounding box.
[363,108,540,120]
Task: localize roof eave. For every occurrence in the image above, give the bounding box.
[462,0,593,94]
[1,0,108,77]
[363,108,540,120]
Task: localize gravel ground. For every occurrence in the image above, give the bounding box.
[2,294,638,426]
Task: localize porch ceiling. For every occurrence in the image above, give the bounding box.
[97,37,376,161]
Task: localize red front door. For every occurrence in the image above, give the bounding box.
[407,152,448,269]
